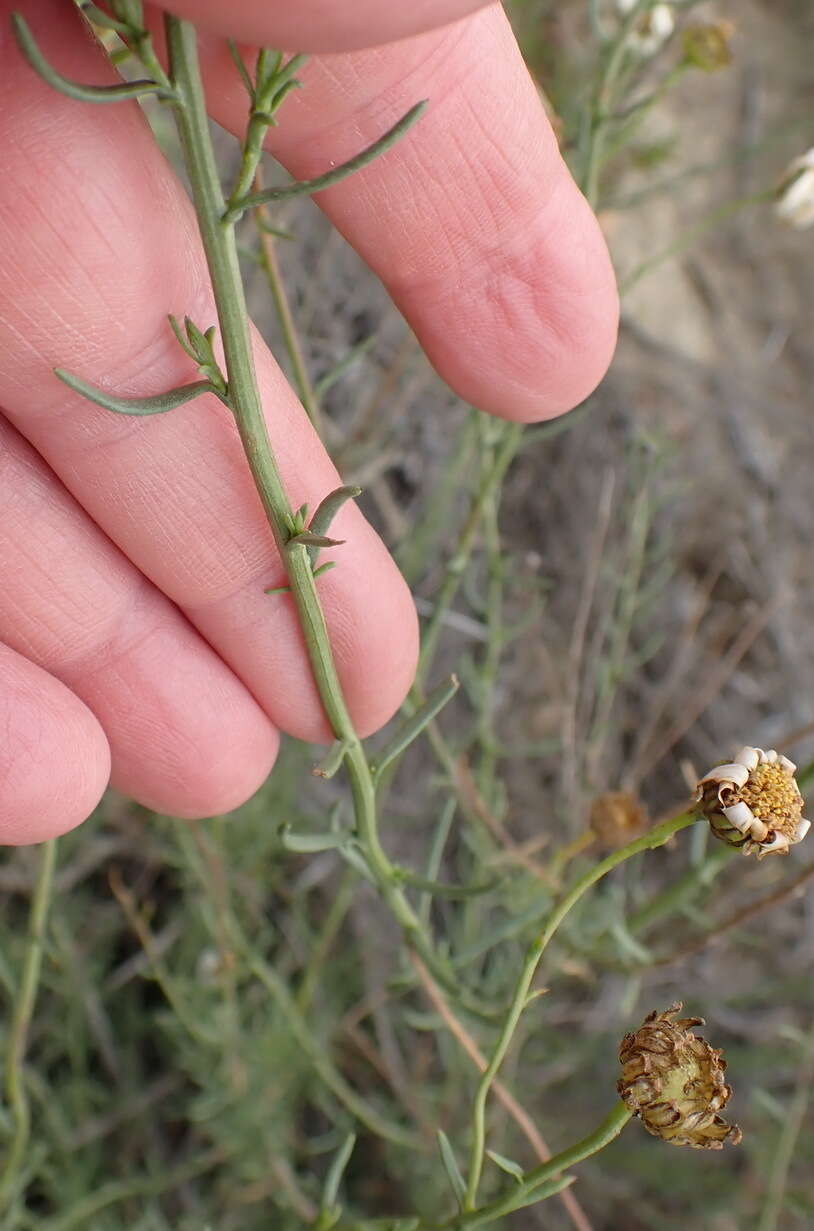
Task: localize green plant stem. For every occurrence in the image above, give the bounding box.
[0,839,58,1212]
[463,809,698,1207]
[253,177,325,436]
[246,952,420,1150]
[581,0,643,206]
[626,842,730,934]
[414,423,522,693]
[164,17,466,1012]
[619,188,776,293]
[227,51,280,207]
[226,100,427,222]
[433,1103,632,1229]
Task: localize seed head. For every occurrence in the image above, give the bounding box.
[589,791,648,849]
[681,22,734,72]
[618,1004,742,1149]
[775,149,814,230]
[696,747,810,858]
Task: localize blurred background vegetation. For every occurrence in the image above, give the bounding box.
[2,1,814,1227]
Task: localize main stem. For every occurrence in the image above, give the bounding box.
[463,809,698,1206]
[164,20,426,952]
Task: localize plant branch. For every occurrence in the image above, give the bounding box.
[224,101,428,223]
[251,168,325,435]
[12,13,175,103]
[463,809,698,1206]
[412,955,595,1231]
[434,1104,632,1229]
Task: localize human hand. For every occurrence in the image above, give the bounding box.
[0,0,618,843]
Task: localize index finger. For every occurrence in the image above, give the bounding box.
[152,0,491,52]
[193,5,619,421]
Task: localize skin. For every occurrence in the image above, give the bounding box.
[0,0,618,843]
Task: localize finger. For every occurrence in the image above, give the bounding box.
[0,0,418,744]
[0,642,110,845]
[196,5,619,422]
[151,0,490,53]
[0,417,279,819]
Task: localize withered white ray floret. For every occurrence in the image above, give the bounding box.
[696,746,810,859]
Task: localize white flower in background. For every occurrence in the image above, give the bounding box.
[696,747,811,859]
[774,149,814,230]
[617,0,676,57]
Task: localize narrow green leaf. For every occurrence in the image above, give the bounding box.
[168,313,197,361]
[273,52,308,89]
[307,485,362,534]
[486,1150,525,1183]
[312,739,352,780]
[312,561,337,581]
[310,486,363,538]
[279,827,348,854]
[264,583,290,597]
[178,319,225,394]
[436,1130,466,1209]
[257,51,307,111]
[314,339,376,399]
[265,77,301,113]
[511,1173,576,1210]
[752,1088,787,1124]
[321,1132,356,1209]
[55,369,217,416]
[288,531,344,550]
[336,841,375,884]
[397,869,498,900]
[12,14,175,103]
[307,485,361,563]
[372,675,459,782]
[419,797,456,928]
[226,39,255,99]
[184,316,211,361]
[225,100,428,221]
[256,218,296,241]
[254,48,283,95]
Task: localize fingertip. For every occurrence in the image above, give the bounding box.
[121,715,280,821]
[397,175,619,424]
[0,646,110,846]
[96,630,282,820]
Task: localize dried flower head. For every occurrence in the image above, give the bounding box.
[618,1004,742,1149]
[589,791,648,849]
[681,21,734,72]
[617,0,675,57]
[696,746,810,858]
[775,148,814,231]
